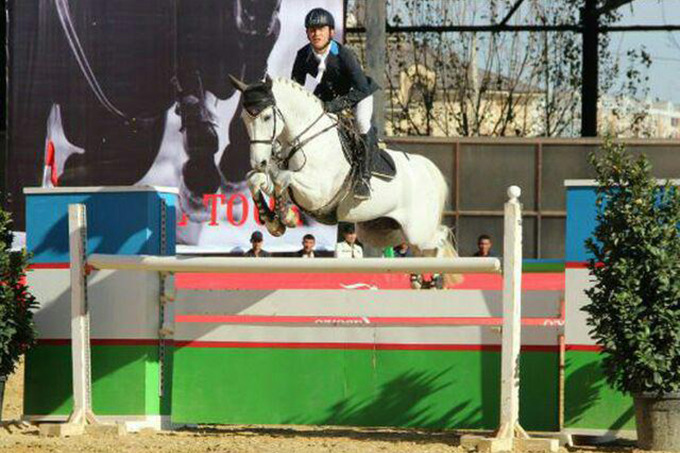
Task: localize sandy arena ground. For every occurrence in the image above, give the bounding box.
[0,360,643,453]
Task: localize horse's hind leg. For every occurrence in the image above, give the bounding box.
[405,224,463,288]
[356,218,405,248]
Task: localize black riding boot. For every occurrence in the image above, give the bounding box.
[173,74,220,193]
[354,128,376,200]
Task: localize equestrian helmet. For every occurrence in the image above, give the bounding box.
[305,8,335,29]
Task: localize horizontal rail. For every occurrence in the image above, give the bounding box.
[88,255,502,274]
[384,136,680,146]
[176,314,564,327]
[442,209,566,217]
[346,24,680,34]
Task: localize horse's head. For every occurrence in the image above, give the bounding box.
[235,0,282,36]
[229,74,285,172]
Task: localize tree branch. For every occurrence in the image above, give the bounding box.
[500,0,527,26]
[597,0,636,15]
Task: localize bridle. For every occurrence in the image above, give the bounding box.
[246,99,337,171]
[247,104,283,148]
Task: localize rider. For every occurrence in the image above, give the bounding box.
[291,8,379,200]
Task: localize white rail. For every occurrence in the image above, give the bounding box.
[88,255,502,274]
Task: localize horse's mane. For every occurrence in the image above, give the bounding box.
[272,77,323,109]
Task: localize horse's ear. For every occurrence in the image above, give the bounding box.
[228,74,248,92]
[264,74,273,88]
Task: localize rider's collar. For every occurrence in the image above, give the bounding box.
[311,40,338,59]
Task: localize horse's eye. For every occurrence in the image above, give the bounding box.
[263,114,272,121]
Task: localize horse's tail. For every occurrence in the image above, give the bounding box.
[439,226,464,287]
[426,159,463,288]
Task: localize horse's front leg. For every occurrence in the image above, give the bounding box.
[246,169,274,196]
[246,170,285,237]
[271,170,298,228]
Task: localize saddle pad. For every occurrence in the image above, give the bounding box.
[372,147,396,180]
[336,114,396,180]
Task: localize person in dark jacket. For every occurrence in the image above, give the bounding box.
[244,231,271,257]
[296,234,317,258]
[291,8,379,200]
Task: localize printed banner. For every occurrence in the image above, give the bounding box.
[7,0,344,253]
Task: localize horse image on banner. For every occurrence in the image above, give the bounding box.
[229,75,461,284]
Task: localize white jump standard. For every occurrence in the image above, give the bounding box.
[57,186,556,452]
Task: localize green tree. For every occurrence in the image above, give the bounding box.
[584,139,680,394]
[0,201,38,379]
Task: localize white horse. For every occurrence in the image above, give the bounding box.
[229,75,459,281]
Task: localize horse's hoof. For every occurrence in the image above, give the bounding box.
[279,208,298,228]
[219,177,248,199]
[266,220,286,237]
[179,182,212,223]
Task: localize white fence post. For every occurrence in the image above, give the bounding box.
[461,187,558,453]
[67,204,98,427]
[499,186,524,439]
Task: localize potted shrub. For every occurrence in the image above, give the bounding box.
[0,201,38,420]
[583,139,680,451]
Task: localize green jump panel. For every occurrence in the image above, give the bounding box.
[23,343,170,417]
[564,350,634,432]
[171,347,558,431]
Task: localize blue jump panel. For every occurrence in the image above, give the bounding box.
[25,188,177,263]
[565,186,598,263]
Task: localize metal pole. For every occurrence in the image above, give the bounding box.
[365,0,386,135]
[581,0,599,137]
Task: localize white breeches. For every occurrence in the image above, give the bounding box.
[354,95,373,134]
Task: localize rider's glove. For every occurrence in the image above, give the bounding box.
[325,96,355,114]
[324,99,344,114]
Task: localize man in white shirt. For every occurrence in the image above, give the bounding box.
[334,224,363,259]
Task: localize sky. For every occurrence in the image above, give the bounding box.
[368,0,680,104]
[613,0,680,103]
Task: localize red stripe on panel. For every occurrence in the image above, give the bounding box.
[172,341,559,352]
[565,344,602,352]
[37,338,161,346]
[29,263,70,269]
[565,262,604,269]
[175,272,565,291]
[36,338,558,352]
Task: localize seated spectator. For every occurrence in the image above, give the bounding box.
[296,234,316,258]
[244,231,271,257]
[473,234,495,257]
[393,242,412,258]
[334,224,363,258]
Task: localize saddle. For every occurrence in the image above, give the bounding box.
[336,114,396,181]
[286,113,398,226]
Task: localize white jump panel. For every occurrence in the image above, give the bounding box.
[29,268,161,339]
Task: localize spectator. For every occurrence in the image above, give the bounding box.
[391,242,422,288]
[296,234,316,258]
[334,224,363,258]
[393,242,412,258]
[473,234,494,257]
[244,231,271,257]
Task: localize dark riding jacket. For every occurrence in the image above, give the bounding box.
[291,40,379,113]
